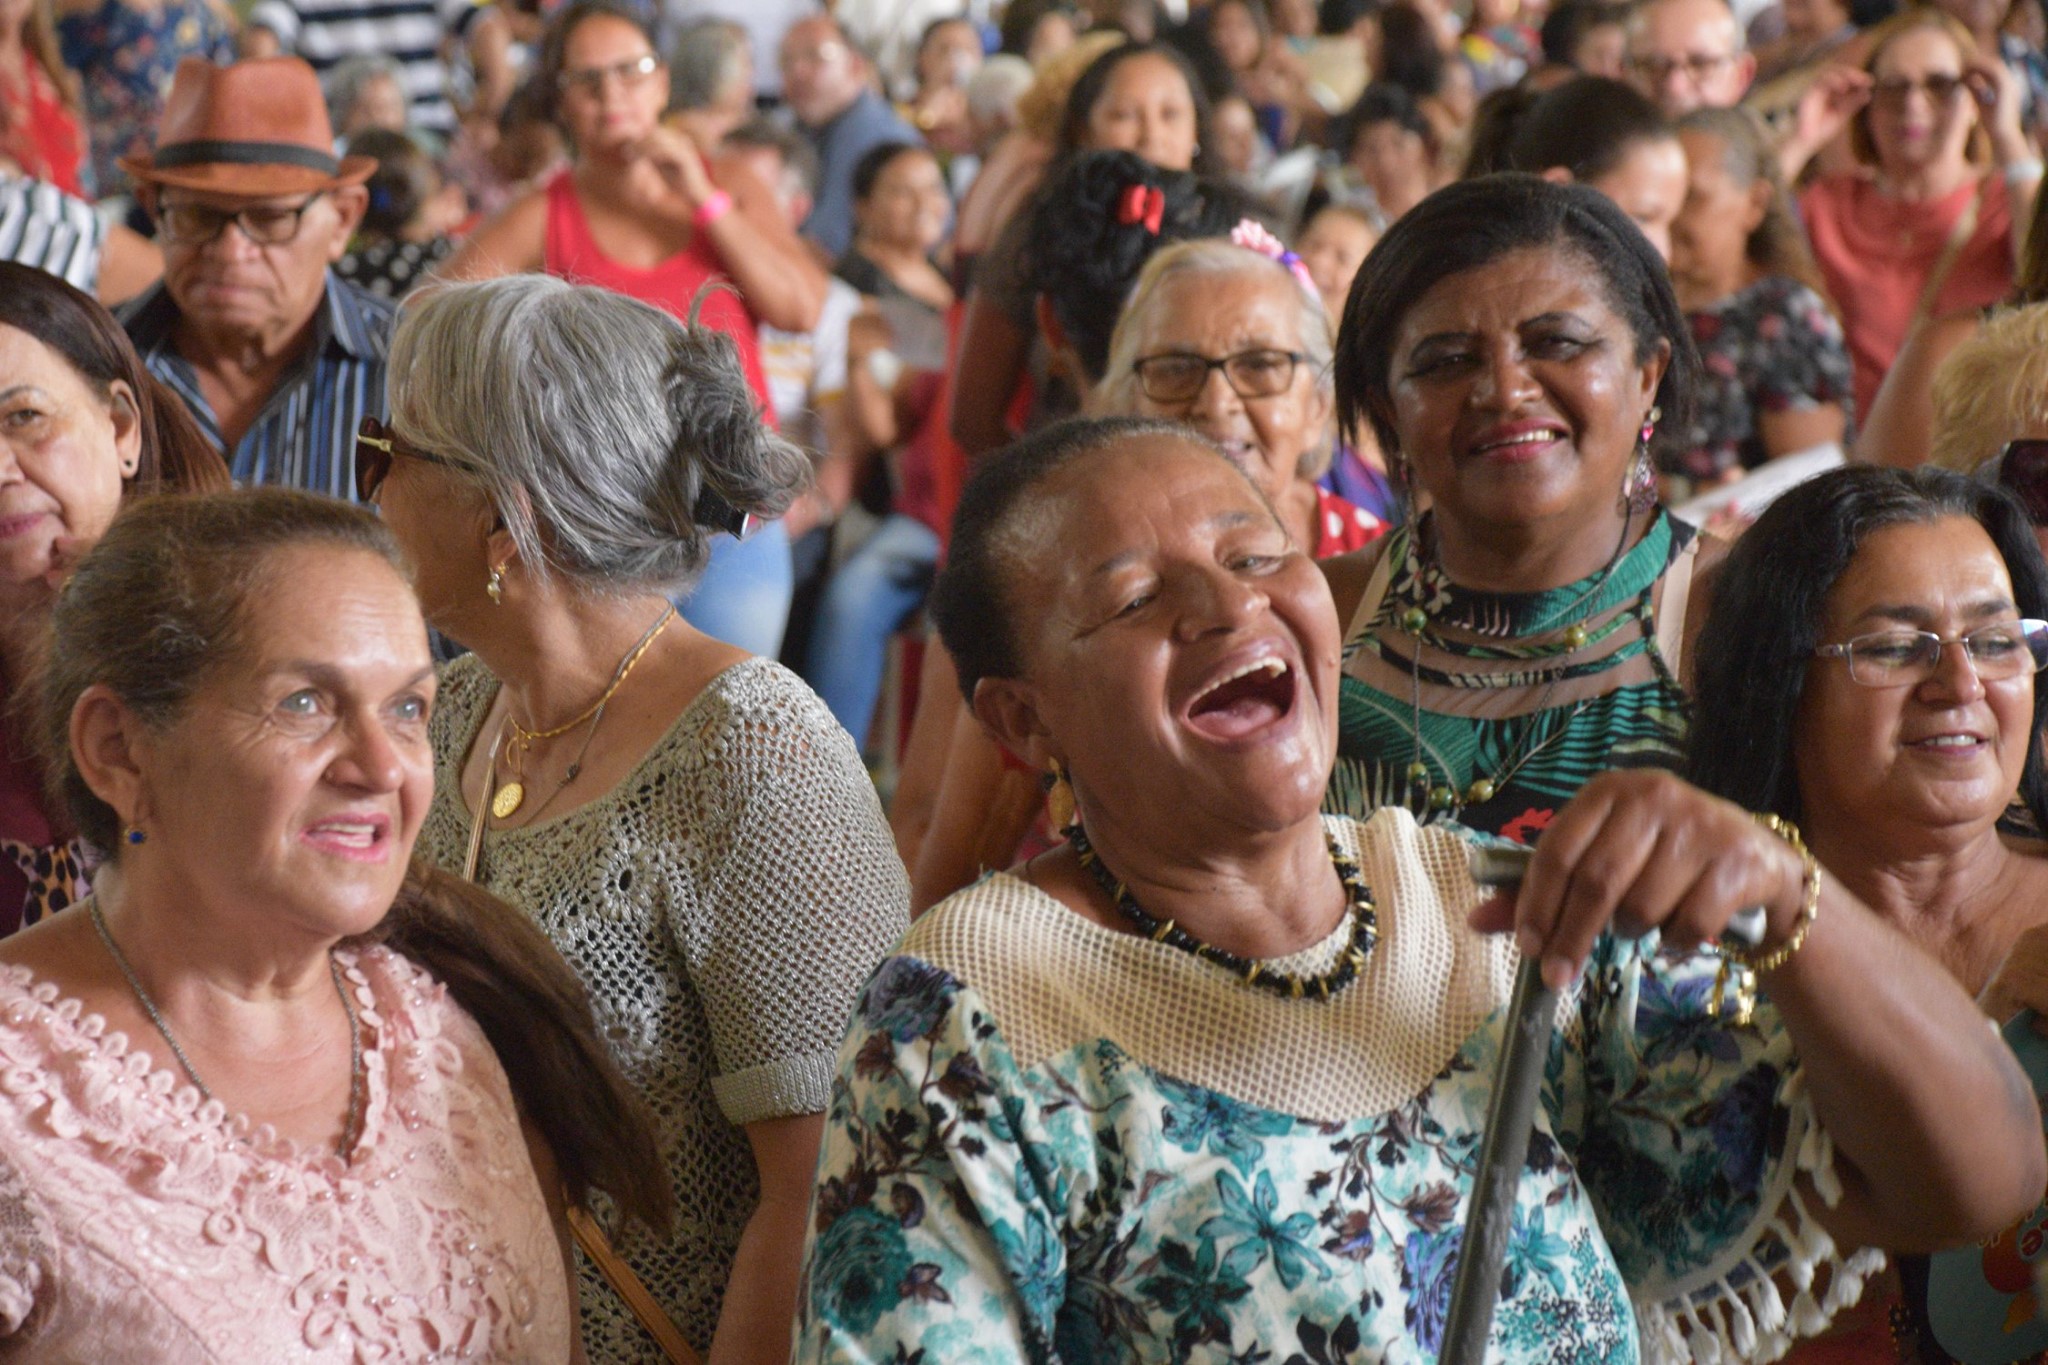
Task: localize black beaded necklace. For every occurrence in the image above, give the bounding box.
[1067,823,1380,1001]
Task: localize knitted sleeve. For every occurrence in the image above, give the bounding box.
[683,665,911,1127]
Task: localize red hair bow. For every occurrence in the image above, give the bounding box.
[1117,183,1166,234]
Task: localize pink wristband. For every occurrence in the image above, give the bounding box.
[693,189,734,229]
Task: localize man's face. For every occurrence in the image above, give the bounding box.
[779,18,865,127]
[158,187,364,342]
[1625,0,1754,116]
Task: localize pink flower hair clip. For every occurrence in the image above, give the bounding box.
[1230,218,1319,303]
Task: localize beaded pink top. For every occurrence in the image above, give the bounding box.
[0,944,573,1361]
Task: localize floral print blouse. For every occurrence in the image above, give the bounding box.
[1668,275,1853,490]
[795,811,1873,1364]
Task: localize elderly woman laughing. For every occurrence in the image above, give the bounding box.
[793,416,2042,1363]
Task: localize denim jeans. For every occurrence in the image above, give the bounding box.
[800,514,941,751]
[676,519,794,657]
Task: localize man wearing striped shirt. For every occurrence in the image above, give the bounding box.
[116,56,393,502]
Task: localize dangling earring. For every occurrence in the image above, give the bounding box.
[486,563,505,604]
[1623,405,1661,515]
[124,825,146,846]
[1046,759,1077,833]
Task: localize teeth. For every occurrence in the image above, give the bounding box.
[1483,430,1561,449]
[1194,657,1286,705]
[1919,735,1978,747]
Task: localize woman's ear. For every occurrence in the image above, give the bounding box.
[971,675,1055,773]
[1742,177,1771,235]
[105,380,143,480]
[1639,335,1673,415]
[1538,165,1574,185]
[70,684,150,828]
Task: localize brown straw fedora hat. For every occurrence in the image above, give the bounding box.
[119,57,376,197]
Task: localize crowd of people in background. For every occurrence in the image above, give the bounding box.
[7,0,2048,1354]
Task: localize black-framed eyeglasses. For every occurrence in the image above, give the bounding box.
[1133,348,1305,404]
[156,193,325,246]
[1997,438,2048,525]
[1813,619,2048,686]
[1625,52,1736,83]
[1871,74,1968,109]
[557,52,662,97]
[355,416,461,503]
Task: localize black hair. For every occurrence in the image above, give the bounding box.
[850,139,935,202]
[999,0,1082,55]
[1506,75,1673,182]
[1025,149,1268,380]
[919,12,979,53]
[1539,0,1623,65]
[1318,0,1381,34]
[1460,84,1540,176]
[1330,81,1433,159]
[1685,465,2048,833]
[1059,39,1223,176]
[1159,15,1241,102]
[348,127,439,239]
[933,415,1204,697]
[1334,174,1699,462]
[1377,4,1447,99]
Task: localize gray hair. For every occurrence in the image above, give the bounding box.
[387,276,810,594]
[670,18,752,111]
[326,54,408,127]
[1095,238,1337,478]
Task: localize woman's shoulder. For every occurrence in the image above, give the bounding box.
[658,658,871,789]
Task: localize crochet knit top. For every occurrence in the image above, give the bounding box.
[418,654,910,1360]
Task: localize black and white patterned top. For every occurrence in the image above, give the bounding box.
[0,175,101,293]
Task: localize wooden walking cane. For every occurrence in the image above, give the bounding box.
[1438,845,1767,1364]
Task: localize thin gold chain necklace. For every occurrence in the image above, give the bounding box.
[491,605,674,819]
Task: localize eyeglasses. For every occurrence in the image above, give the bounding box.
[355,416,461,503]
[1871,74,1968,109]
[1133,348,1305,404]
[1625,52,1736,84]
[1998,438,2048,525]
[557,52,662,97]
[1813,620,2048,686]
[157,194,324,246]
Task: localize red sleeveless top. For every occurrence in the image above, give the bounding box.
[541,170,772,411]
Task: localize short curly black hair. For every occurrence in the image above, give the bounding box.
[1333,174,1699,467]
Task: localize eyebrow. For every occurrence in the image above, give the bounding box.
[0,385,49,404]
[1851,597,2017,627]
[1408,312,1588,349]
[1086,510,1262,577]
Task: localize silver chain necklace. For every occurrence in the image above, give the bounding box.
[87,898,363,1158]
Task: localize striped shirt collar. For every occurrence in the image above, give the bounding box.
[121,272,394,501]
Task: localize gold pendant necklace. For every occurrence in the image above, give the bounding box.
[490,606,674,820]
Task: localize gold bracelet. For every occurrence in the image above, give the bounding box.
[1710,812,1821,1027]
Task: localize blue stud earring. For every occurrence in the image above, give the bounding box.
[124,826,146,846]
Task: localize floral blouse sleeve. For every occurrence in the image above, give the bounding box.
[1746,278,1853,420]
[796,955,1070,1364]
[1547,933,1880,1359]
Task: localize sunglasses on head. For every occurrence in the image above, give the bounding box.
[354,416,460,503]
[1999,439,2048,526]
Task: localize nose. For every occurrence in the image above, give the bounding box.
[1919,637,1988,704]
[1186,363,1245,423]
[328,707,407,793]
[205,218,265,261]
[1470,343,1537,411]
[1175,560,1267,638]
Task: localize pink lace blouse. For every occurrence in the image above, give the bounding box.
[0,944,573,1361]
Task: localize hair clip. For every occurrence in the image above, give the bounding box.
[1117,183,1166,235]
[694,486,759,539]
[1230,218,1320,303]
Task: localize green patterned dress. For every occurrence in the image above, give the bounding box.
[1327,511,1699,843]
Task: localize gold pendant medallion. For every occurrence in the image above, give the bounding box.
[491,781,526,819]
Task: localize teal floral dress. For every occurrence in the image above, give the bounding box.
[797,811,1872,1363]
